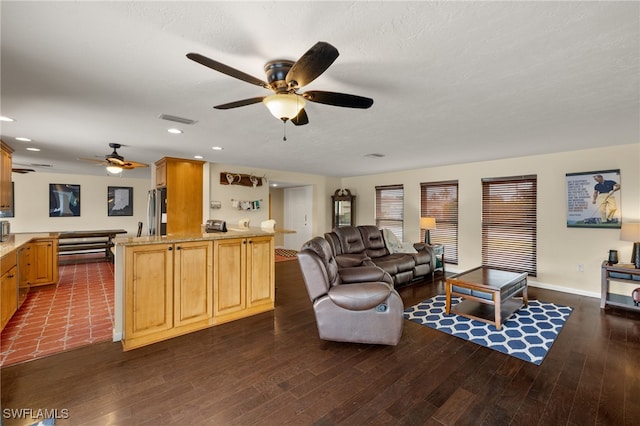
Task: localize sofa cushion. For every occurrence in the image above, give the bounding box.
[334,226,366,254]
[358,225,389,258]
[373,253,415,272]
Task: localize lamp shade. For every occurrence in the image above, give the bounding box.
[262,94,305,121]
[620,223,640,242]
[106,165,123,174]
[420,217,436,230]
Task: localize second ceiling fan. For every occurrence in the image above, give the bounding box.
[187,41,373,126]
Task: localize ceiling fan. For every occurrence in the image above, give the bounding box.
[79,143,149,174]
[186,41,373,126]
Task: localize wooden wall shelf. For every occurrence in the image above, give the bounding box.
[220,172,263,187]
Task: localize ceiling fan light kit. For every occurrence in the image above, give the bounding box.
[106,165,123,174]
[263,94,305,121]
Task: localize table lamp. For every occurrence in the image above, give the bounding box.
[420,217,436,245]
[620,223,640,269]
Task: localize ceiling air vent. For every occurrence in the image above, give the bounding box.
[158,114,197,125]
[364,153,385,158]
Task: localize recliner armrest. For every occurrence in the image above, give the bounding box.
[328,282,392,311]
[335,253,372,268]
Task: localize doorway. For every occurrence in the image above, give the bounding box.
[284,185,313,250]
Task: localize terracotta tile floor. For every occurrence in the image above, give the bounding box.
[0,261,114,367]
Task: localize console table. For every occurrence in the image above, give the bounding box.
[600,261,640,311]
[58,229,127,264]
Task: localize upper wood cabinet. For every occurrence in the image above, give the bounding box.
[154,157,204,235]
[1,140,14,213]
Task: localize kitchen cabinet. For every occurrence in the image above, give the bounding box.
[213,235,274,322]
[1,251,18,331]
[1,140,13,213]
[17,245,31,308]
[123,240,213,350]
[27,238,59,287]
[154,157,204,235]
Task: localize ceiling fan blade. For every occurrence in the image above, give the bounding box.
[291,108,309,126]
[187,53,269,89]
[106,157,126,166]
[12,168,35,174]
[79,158,109,165]
[301,91,374,109]
[214,96,266,110]
[121,161,149,169]
[286,42,339,89]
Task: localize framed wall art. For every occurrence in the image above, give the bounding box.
[566,169,621,228]
[49,183,81,217]
[108,186,133,216]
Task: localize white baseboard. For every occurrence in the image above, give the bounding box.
[112,331,122,342]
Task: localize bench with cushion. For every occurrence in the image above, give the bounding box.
[325,225,436,287]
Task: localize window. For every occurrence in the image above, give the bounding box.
[375,184,404,241]
[420,180,459,264]
[482,175,537,276]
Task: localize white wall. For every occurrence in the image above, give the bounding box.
[8,171,151,235]
[341,143,640,297]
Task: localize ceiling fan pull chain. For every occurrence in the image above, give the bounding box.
[282,120,287,141]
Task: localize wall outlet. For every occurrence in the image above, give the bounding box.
[577,264,584,272]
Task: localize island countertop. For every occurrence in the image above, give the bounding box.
[113,227,275,247]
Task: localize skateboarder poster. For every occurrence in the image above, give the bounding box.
[566,169,621,228]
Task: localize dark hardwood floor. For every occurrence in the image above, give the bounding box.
[2,260,640,425]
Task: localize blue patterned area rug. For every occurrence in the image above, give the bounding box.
[404,295,573,365]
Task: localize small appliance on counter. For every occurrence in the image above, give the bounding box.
[0,220,10,242]
[205,219,227,233]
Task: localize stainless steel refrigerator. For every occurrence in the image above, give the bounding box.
[146,187,167,236]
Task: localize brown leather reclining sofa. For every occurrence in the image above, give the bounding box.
[324,225,436,287]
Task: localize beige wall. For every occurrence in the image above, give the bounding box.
[9,143,638,298]
[269,187,285,247]
[206,162,341,237]
[341,143,640,297]
[8,171,151,235]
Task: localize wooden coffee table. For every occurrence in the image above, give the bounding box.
[445,266,528,330]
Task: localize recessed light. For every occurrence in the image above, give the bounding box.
[26,147,41,152]
[194,155,203,159]
[0,116,15,122]
[16,137,31,142]
[167,128,183,134]
[211,146,223,151]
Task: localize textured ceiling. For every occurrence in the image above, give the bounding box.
[1,1,638,180]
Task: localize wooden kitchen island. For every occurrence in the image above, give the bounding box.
[113,228,275,350]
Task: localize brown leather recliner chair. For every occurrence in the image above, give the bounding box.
[297,237,404,346]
